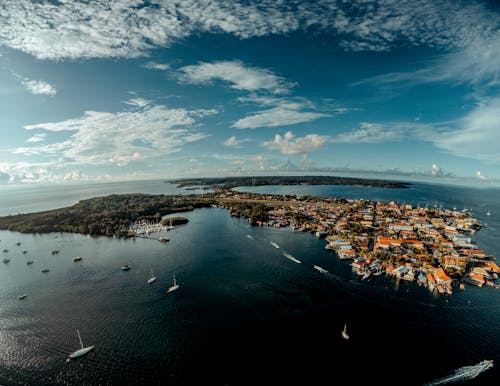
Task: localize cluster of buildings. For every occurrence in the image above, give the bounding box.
[215,190,500,295]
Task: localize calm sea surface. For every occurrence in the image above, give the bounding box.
[0,181,499,385]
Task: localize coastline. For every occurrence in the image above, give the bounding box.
[1,186,498,296]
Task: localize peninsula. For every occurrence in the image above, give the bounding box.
[0,189,497,294]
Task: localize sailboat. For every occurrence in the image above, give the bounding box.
[342,323,349,340]
[67,329,95,362]
[166,218,175,231]
[166,275,179,293]
[486,210,491,216]
[147,269,157,284]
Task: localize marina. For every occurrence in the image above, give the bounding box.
[0,182,499,385]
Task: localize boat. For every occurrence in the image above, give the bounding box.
[18,294,27,300]
[313,265,328,274]
[51,250,60,255]
[2,249,8,253]
[26,260,34,265]
[67,329,95,362]
[269,241,280,249]
[486,210,491,216]
[73,256,82,262]
[22,250,28,254]
[166,218,175,231]
[3,257,10,263]
[121,264,131,271]
[362,272,371,280]
[147,269,157,284]
[158,236,169,243]
[16,242,21,246]
[342,323,349,340]
[41,268,50,273]
[283,252,301,264]
[166,275,179,293]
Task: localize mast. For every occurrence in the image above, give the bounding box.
[77,329,84,349]
[173,275,176,286]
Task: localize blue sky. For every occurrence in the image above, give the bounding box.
[0,0,499,185]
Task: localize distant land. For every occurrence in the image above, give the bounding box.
[171,175,411,189]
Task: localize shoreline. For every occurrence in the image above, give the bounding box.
[1,188,498,295]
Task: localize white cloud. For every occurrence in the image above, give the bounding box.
[223,136,251,147]
[16,99,217,166]
[431,164,444,176]
[177,60,293,94]
[430,98,500,163]
[26,133,46,143]
[123,98,150,108]
[234,108,329,129]
[0,1,497,61]
[143,61,170,71]
[262,131,328,155]
[331,122,404,143]
[21,78,57,96]
[233,94,331,129]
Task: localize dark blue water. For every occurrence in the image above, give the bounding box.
[0,181,499,385]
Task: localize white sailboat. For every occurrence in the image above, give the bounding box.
[166,218,175,231]
[342,323,349,340]
[166,274,179,293]
[67,329,94,362]
[147,269,157,284]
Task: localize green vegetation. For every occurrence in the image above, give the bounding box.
[161,217,189,226]
[0,193,214,237]
[172,175,410,189]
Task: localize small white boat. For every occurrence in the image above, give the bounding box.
[67,329,94,362]
[313,265,328,274]
[342,323,349,340]
[18,294,27,300]
[283,252,301,264]
[166,218,175,231]
[158,237,169,243]
[486,210,491,216]
[362,272,371,280]
[269,241,280,249]
[121,264,131,271]
[166,275,179,293]
[73,256,82,262]
[147,269,157,284]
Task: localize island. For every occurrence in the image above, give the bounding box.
[0,189,498,294]
[171,175,411,189]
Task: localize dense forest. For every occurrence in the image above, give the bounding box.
[0,193,215,237]
[172,175,410,189]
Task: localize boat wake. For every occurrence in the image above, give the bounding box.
[270,241,280,249]
[283,252,301,264]
[246,234,254,240]
[425,360,493,385]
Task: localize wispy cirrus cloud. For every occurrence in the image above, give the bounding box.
[233,94,332,129]
[234,108,329,129]
[21,78,57,96]
[177,60,293,94]
[14,99,217,166]
[330,122,405,143]
[262,131,328,155]
[26,133,46,143]
[429,98,500,163]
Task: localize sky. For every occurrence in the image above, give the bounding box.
[0,0,500,186]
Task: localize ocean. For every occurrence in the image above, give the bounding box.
[0,180,498,385]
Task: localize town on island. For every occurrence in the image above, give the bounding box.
[1,177,498,296]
